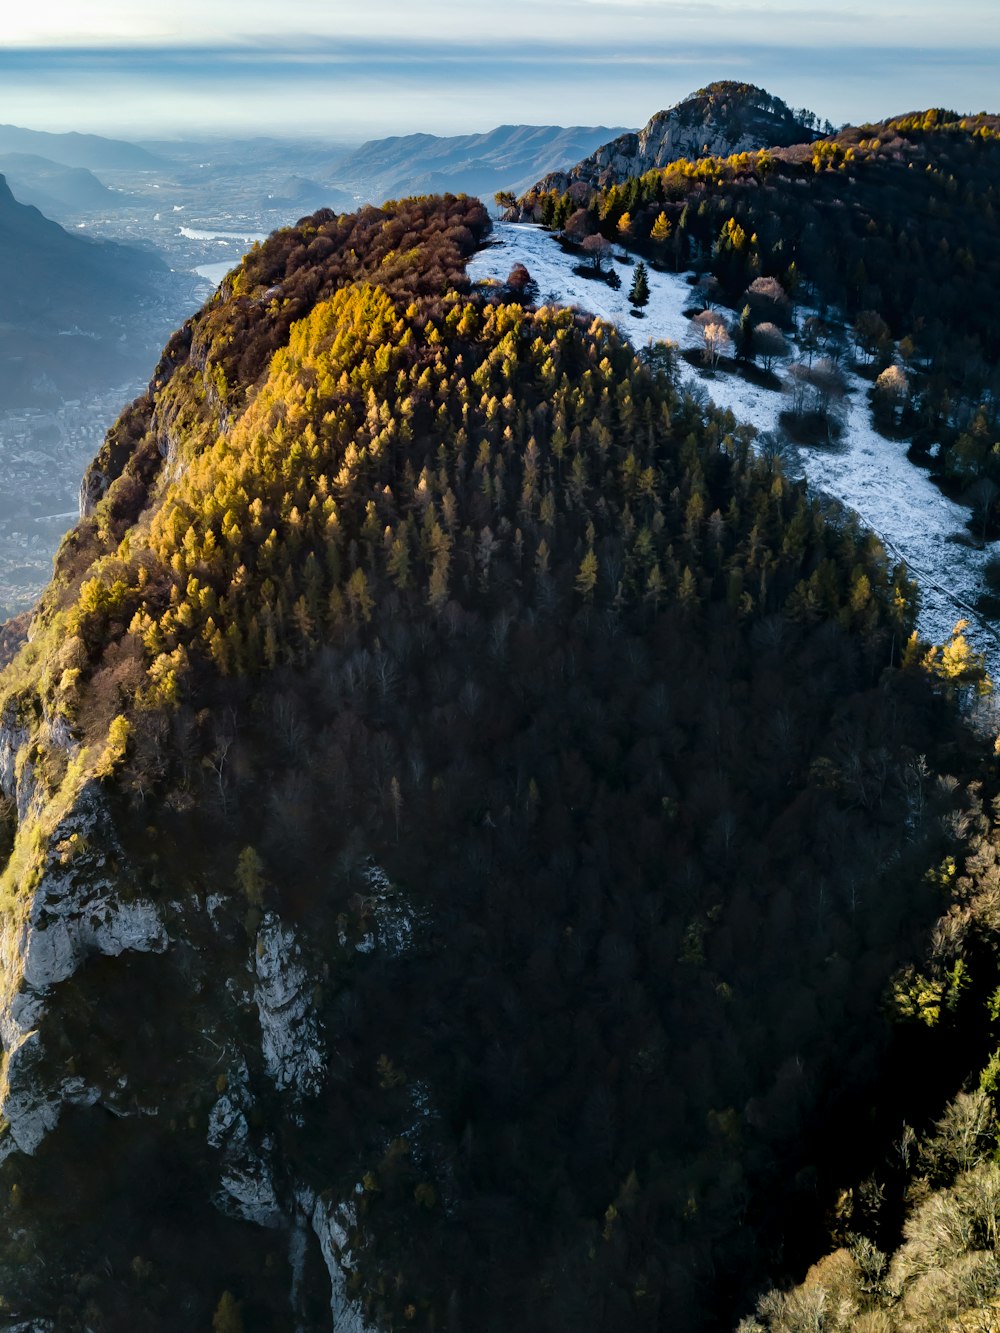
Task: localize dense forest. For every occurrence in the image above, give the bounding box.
[740,784,1000,1331]
[517,109,1000,506]
[0,177,997,1331]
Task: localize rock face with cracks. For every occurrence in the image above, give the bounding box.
[530,81,817,196]
[0,782,166,1159]
[0,717,398,1325]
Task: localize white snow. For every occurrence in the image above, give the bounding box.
[468,225,1000,678]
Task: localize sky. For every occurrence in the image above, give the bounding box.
[2,1,998,141]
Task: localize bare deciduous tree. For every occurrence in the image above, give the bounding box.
[581,233,612,272]
[745,275,793,329]
[703,320,732,368]
[754,322,790,372]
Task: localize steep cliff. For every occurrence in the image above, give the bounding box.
[0,190,978,1331]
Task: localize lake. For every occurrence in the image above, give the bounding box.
[179,226,268,243]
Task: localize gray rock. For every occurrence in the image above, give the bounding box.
[527,82,817,200]
[0,782,167,1158]
[255,914,325,1098]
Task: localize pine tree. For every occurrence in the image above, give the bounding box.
[629,261,650,313]
[576,549,599,600]
[736,304,754,364]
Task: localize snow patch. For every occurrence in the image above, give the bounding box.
[470,225,1000,677]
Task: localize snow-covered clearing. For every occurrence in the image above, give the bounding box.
[468,224,1000,678]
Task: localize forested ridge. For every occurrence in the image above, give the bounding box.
[518,105,1000,503]
[0,186,996,1331]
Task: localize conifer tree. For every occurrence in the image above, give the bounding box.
[736,304,754,364]
[629,261,650,314]
[576,548,599,600]
[651,211,672,244]
[212,1292,244,1333]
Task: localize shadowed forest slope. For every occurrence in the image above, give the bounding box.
[0,192,993,1332]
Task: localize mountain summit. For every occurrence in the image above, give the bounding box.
[530,81,821,195]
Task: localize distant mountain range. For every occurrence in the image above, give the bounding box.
[327,123,631,203]
[135,123,633,210]
[0,154,118,217]
[0,123,165,172]
[0,122,634,229]
[0,174,171,404]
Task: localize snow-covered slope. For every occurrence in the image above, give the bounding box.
[469,225,999,678]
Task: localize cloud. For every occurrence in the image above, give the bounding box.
[0,35,995,139]
[6,0,999,48]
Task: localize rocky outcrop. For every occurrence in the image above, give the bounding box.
[349,860,422,957]
[0,760,421,1323]
[305,1191,366,1333]
[209,1056,285,1229]
[0,707,78,828]
[526,80,819,198]
[0,782,167,1159]
[0,708,32,810]
[254,913,326,1098]
[15,785,165,992]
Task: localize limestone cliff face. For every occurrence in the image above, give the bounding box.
[0,682,424,1327]
[0,781,166,1160]
[0,708,414,1325]
[527,81,818,197]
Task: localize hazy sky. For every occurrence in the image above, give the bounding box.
[2,1,997,140]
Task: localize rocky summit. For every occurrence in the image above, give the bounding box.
[527,82,820,198]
